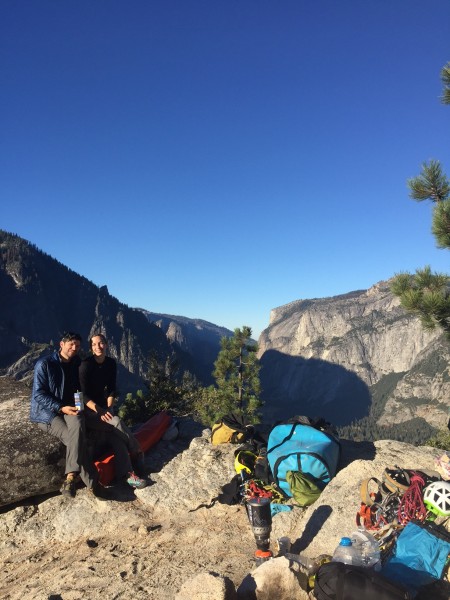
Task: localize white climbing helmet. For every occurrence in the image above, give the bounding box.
[423,480,450,516]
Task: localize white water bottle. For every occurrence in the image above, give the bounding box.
[332,537,358,565]
[74,391,84,412]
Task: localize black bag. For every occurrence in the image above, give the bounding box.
[314,562,412,600]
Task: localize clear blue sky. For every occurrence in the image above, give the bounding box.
[2,1,449,339]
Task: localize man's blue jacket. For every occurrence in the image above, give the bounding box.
[30,350,80,425]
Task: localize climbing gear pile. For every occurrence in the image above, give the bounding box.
[357,476,401,530]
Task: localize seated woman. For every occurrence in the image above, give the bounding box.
[79,333,146,487]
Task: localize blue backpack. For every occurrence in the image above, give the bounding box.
[266,416,341,500]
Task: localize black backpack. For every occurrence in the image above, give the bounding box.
[314,562,411,600]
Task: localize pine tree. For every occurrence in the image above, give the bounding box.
[391,63,450,340]
[441,61,450,105]
[196,326,262,424]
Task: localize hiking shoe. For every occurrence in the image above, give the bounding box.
[90,483,114,501]
[126,471,148,489]
[60,475,77,498]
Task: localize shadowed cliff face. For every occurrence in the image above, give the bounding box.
[258,282,449,427]
[259,350,371,426]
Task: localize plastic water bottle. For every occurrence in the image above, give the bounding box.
[350,528,381,571]
[275,536,291,556]
[284,552,317,573]
[332,537,359,565]
[74,391,84,412]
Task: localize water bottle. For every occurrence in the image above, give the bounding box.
[275,536,291,556]
[332,537,358,565]
[74,391,84,412]
[350,528,381,570]
[284,552,317,573]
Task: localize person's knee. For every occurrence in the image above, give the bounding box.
[68,414,84,429]
[37,422,50,433]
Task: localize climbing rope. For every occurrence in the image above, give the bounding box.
[397,471,427,525]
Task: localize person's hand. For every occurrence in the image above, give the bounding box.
[61,405,78,416]
[98,407,113,423]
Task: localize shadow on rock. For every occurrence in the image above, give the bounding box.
[291,504,333,553]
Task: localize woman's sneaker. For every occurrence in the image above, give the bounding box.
[127,471,148,489]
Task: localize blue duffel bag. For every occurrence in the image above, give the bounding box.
[266,416,341,500]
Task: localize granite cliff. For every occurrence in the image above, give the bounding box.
[258,281,449,431]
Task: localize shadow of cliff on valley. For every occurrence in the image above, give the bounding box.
[259,350,372,427]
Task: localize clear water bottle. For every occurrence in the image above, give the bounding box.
[284,552,317,573]
[350,528,381,570]
[332,537,359,565]
[275,537,291,556]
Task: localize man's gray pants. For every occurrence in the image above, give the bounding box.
[38,413,97,488]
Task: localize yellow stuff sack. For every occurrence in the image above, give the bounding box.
[211,413,249,445]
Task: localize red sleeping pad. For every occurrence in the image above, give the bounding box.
[94,411,172,486]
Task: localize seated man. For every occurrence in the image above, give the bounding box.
[79,333,146,486]
[30,332,111,499]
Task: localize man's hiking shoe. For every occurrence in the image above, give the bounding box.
[126,471,148,489]
[60,474,78,498]
[90,483,114,501]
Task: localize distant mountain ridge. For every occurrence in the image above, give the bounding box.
[258,281,450,433]
[0,230,227,390]
[138,310,233,384]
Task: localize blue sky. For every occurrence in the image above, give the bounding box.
[2,1,449,339]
